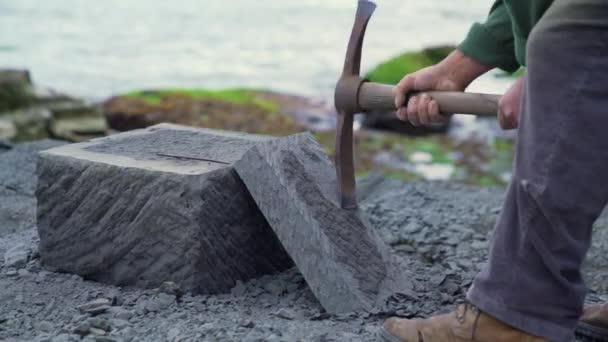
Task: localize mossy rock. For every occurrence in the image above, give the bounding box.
[0,69,34,112]
[103,88,304,137]
[6,107,52,142]
[364,45,455,85]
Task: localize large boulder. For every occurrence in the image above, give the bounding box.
[0,69,108,143]
[36,124,293,294]
[102,89,303,136]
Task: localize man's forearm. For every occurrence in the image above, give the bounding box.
[437,50,495,89]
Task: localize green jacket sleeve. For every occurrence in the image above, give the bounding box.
[457,0,520,72]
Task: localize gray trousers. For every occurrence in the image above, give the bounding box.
[466,0,608,341]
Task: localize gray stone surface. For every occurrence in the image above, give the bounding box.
[234,132,413,314]
[36,124,293,294]
[0,139,65,236]
[3,243,33,268]
[1,140,606,341]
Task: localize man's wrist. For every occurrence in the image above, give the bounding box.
[437,50,494,89]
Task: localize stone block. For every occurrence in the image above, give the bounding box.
[234,133,413,314]
[48,101,108,142]
[36,123,293,294]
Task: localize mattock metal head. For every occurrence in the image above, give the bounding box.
[334,0,376,209]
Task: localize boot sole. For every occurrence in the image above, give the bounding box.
[576,321,608,342]
[377,326,406,342]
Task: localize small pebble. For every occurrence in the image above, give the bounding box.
[274,308,296,320]
[36,320,53,333]
[78,298,112,315]
[158,281,183,298]
[88,327,107,336]
[240,319,255,328]
[110,318,130,330]
[15,294,24,303]
[88,317,111,332]
[108,307,134,320]
[167,327,181,341]
[93,337,117,342]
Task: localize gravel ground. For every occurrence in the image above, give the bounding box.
[1,140,607,341]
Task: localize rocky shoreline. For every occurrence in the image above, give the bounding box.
[0,70,108,143]
[1,140,607,341]
[0,51,518,186]
[0,70,336,144]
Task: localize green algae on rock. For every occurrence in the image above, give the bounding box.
[0,69,34,112]
[126,88,278,110]
[103,88,305,137]
[364,45,454,85]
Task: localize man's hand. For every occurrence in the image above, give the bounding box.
[497,75,525,130]
[394,50,493,126]
[393,65,462,126]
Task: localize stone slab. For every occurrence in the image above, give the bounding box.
[234,132,413,314]
[36,123,293,294]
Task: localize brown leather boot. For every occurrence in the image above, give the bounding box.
[576,303,608,341]
[379,304,546,342]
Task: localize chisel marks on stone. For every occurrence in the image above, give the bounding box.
[36,125,293,295]
[235,132,412,314]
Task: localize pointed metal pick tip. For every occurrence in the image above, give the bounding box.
[357,0,377,17]
[340,196,358,210]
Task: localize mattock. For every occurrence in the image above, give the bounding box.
[334,0,502,209]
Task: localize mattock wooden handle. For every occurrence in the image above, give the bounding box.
[358,82,501,117]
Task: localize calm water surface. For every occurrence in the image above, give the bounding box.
[0,1,509,100]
